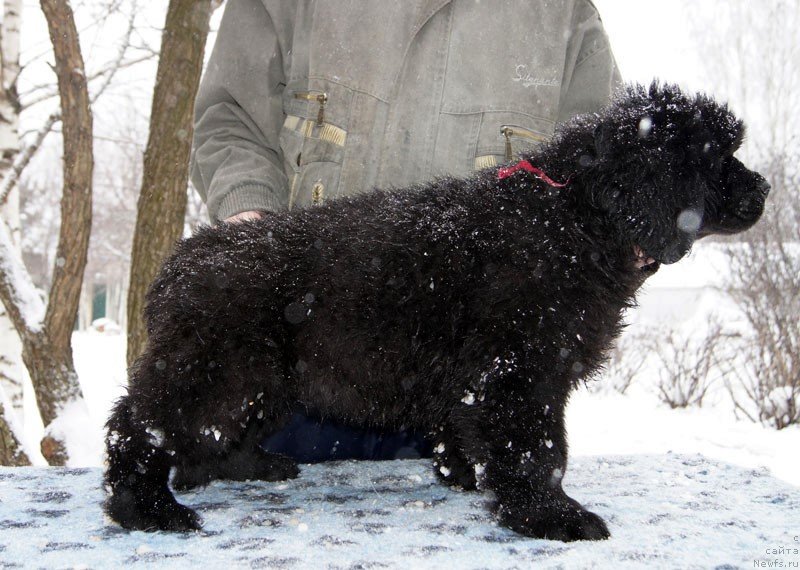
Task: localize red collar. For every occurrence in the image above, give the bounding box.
[497,160,568,188]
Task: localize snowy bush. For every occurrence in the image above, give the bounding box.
[764,387,798,428]
[725,337,800,430]
[587,332,647,395]
[725,333,800,430]
[650,321,726,409]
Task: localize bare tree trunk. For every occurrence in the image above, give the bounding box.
[40,0,93,362]
[127,0,215,366]
[0,169,88,465]
[28,0,93,464]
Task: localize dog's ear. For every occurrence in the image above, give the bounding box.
[593,123,615,158]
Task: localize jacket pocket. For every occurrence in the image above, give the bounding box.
[473,112,553,170]
[279,109,348,209]
[434,111,553,176]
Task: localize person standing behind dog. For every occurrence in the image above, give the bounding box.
[189,0,621,462]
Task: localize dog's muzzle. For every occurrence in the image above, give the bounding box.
[735,178,771,220]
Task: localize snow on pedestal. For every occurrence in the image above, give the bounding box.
[0,455,798,568]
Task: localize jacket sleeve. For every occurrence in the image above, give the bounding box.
[557,0,622,122]
[190,0,289,222]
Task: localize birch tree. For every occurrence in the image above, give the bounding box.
[0,0,20,178]
[0,0,26,462]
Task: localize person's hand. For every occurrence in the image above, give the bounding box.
[224,210,263,223]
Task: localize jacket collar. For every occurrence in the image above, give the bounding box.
[411,0,452,41]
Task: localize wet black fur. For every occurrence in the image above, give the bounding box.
[104,84,769,540]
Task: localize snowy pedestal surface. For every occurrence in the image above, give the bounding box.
[1,454,798,569]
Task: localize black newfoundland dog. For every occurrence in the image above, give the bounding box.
[105,84,769,541]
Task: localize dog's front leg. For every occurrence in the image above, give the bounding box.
[481,381,609,541]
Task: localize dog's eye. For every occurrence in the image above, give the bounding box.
[719,155,735,172]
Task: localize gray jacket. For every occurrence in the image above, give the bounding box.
[191,0,621,222]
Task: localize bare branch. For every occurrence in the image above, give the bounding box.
[21,53,156,109]
[6,0,146,208]
[90,0,139,103]
[0,112,60,207]
[586,331,647,395]
[650,320,727,409]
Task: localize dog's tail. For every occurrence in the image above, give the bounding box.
[104,395,201,531]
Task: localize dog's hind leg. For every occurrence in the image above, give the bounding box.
[103,327,299,530]
[168,340,300,490]
[171,420,299,490]
[104,396,201,532]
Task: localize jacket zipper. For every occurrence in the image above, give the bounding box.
[500,125,547,161]
[294,91,328,126]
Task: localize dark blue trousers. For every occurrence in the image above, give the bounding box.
[261,412,433,463]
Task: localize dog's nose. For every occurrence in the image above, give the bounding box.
[758,178,771,197]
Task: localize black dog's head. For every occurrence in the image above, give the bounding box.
[554,82,770,265]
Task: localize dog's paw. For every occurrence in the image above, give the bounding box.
[149,502,203,533]
[433,458,478,490]
[497,500,610,542]
[106,487,203,532]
